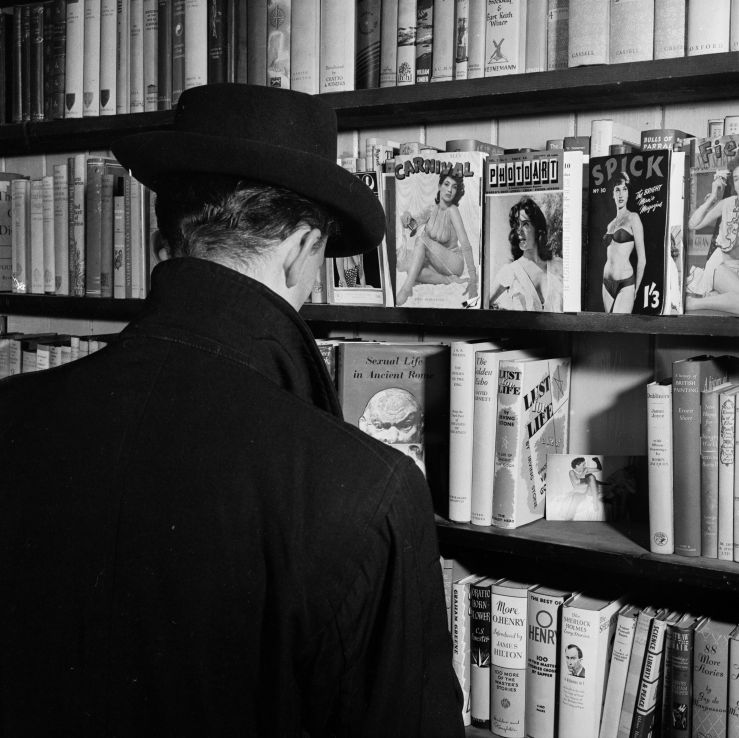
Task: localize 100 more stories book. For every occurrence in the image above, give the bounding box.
[392,150,485,308]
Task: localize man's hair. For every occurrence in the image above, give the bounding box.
[154,174,338,270]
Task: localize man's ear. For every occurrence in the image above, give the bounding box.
[284,227,324,288]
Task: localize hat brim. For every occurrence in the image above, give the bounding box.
[112,131,387,258]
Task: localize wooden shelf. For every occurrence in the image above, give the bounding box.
[0,294,145,321]
[436,517,739,594]
[1,53,738,153]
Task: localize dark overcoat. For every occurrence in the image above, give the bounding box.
[0,258,463,738]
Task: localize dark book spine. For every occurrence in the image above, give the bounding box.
[171,0,185,106]
[43,2,53,119]
[229,0,247,82]
[157,0,171,109]
[0,10,12,124]
[100,173,115,298]
[11,7,23,122]
[30,3,45,122]
[207,0,226,83]
[21,5,31,121]
[49,0,66,119]
[355,0,381,89]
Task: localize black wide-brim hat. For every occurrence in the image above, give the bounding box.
[111,83,386,258]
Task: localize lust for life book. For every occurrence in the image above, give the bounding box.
[584,149,674,315]
[483,149,584,313]
[392,150,486,308]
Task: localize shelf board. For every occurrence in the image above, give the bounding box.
[0,294,145,321]
[437,517,739,593]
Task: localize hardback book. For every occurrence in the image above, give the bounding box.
[483,149,584,313]
[609,0,654,64]
[699,381,736,558]
[568,0,609,67]
[41,174,54,294]
[379,0,399,86]
[246,0,266,85]
[143,0,158,108]
[336,341,450,501]
[396,0,417,85]
[717,386,739,560]
[355,0,382,90]
[29,178,44,294]
[526,0,547,73]
[470,576,498,729]
[129,0,145,111]
[728,625,739,735]
[29,4,45,122]
[184,0,207,90]
[615,606,667,738]
[470,346,542,526]
[641,128,692,152]
[646,378,674,554]
[392,151,486,309]
[0,173,23,293]
[100,173,115,298]
[99,0,117,114]
[64,0,83,118]
[48,0,67,119]
[692,618,734,738]
[684,133,739,316]
[83,0,101,116]
[672,355,736,557]
[319,0,355,91]
[117,0,131,113]
[492,355,572,529]
[6,332,57,376]
[12,6,30,123]
[171,0,185,103]
[113,192,125,298]
[289,0,319,92]
[584,149,673,315]
[414,0,433,83]
[11,177,30,294]
[267,0,291,89]
[525,585,572,738]
[327,170,393,307]
[454,0,470,79]
[205,0,226,84]
[687,0,730,56]
[228,0,249,83]
[68,153,86,297]
[546,0,568,70]
[660,612,698,738]
[484,0,527,77]
[599,603,641,738]
[84,157,107,297]
[466,0,486,78]
[491,579,536,738]
[431,0,454,82]
[654,0,686,59]
[558,593,624,738]
[453,573,482,727]
[590,119,641,158]
[665,148,688,315]
[157,0,172,107]
[448,338,501,523]
[732,0,739,51]
[545,454,647,522]
[447,138,505,155]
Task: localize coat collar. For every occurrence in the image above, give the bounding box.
[122,258,342,417]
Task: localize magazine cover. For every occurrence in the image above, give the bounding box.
[392,150,486,308]
[483,150,583,312]
[326,169,394,306]
[545,454,647,521]
[584,149,673,315]
[685,134,739,315]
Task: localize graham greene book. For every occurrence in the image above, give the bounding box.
[584,149,672,315]
[392,150,486,309]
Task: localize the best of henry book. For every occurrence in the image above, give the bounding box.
[393,150,486,308]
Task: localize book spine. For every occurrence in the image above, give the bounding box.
[356,0,381,89]
[84,159,104,297]
[184,0,208,89]
[717,390,736,560]
[113,192,125,298]
[452,578,474,727]
[414,0,432,83]
[454,0,469,80]
[48,0,66,120]
[246,0,267,85]
[129,0,145,112]
[0,181,12,293]
[29,5,45,122]
[728,630,739,736]
[64,0,84,118]
[629,616,668,738]
[290,0,320,93]
[470,581,494,729]
[396,0,417,85]
[653,0,686,59]
[42,175,55,294]
[600,608,638,738]
[68,154,86,297]
[83,0,101,116]
[379,0,399,86]
[53,163,69,295]
[130,179,143,298]
[609,0,654,64]
[143,0,158,110]
[157,0,172,108]
[431,0,454,82]
[692,621,731,738]
[320,0,355,91]
[266,0,291,89]
[484,0,526,76]
[562,151,583,312]
[700,388,722,558]
[100,173,115,298]
[99,0,117,114]
[11,179,29,294]
[546,0,568,70]
[21,6,31,121]
[117,0,130,113]
[568,0,609,67]
[646,382,674,554]
[171,0,185,104]
[206,0,226,84]
[123,172,132,297]
[467,0,485,77]
[29,179,44,294]
[526,0,547,73]
[687,0,730,55]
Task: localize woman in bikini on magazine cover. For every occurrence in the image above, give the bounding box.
[488,197,563,312]
[601,171,646,313]
[396,170,479,306]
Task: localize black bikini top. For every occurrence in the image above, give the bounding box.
[603,227,632,247]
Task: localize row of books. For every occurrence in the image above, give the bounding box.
[647,354,739,562]
[442,569,739,738]
[0,330,115,377]
[2,153,154,298]
[3,0,246,124]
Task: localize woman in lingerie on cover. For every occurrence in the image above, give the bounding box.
[488,197,563,311]
[396,170,478,306]
[601,172,646,313]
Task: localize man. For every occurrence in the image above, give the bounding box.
[565,644,586,677]
[0,85,463,737]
